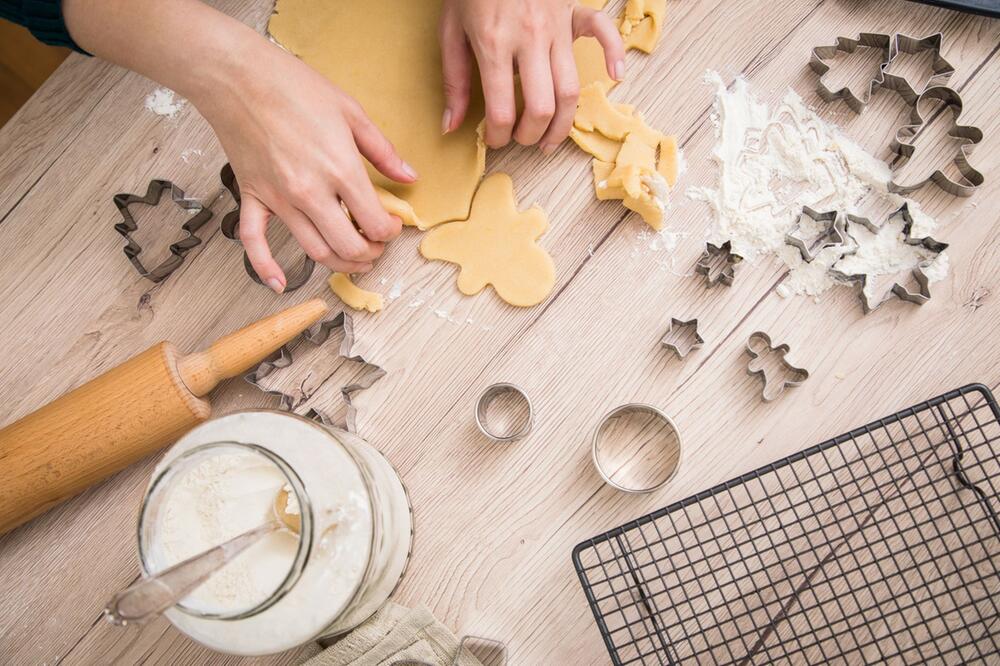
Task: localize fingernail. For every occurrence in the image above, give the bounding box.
[266,277,284,294]
[541,143,557,155]
[441,109,453,134]
[401,161,418,180]
[614,60,626,81]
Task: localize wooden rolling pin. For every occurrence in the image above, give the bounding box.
[0,298,329,536]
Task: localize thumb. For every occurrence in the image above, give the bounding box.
[239,194,286,293]
[573,6,626,81]
[438,14,472,134]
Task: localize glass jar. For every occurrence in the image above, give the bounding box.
[137,410,413,656]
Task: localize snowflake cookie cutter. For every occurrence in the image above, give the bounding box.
[659,317,703,359]
[745,332,809,402]
[888,86,984,197]
[809,33,892,113]
[695,241,742,287]
[244,311,385,432]
[220,163,317,291]
[880,33,954,105]
[113,179,215,282]
[829,204,949,314]
[785,207,849,263]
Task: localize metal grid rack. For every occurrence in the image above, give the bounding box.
[573,384,1000,665]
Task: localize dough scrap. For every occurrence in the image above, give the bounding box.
[573,83,678,230]
[269,0,486,228]
[376,186,424,230]
[619,0,667,53]
[328,273,384,313]
[420,173,555,307]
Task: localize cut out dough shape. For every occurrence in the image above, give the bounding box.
[619,0,667,53]
[328,273,384,313]
[573,83,679,229]
[420,173,555,307]
[270,0,485,228]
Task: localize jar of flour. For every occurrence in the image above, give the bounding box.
[136,411,412,655]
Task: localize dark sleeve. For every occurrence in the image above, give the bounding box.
[0,0,89,54]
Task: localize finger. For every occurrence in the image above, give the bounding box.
[275,201,373,273]
[475,49,516,148]
[298,193,385,264]
[346,103,418,183]
[573,7,626,81]
[239,194,286,293]
[438,13,473,134]
[338,163,403,243]
[513,47,556,146]
[539,37,580,150]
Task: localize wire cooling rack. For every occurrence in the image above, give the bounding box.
[573,384,1000,665]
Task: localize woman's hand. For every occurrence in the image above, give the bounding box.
[439,0,625,153]
[63,0,416,293]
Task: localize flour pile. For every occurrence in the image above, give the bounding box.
[688,72,948,300]
[144,87,185,118]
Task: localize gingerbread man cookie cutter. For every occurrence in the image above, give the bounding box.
[888,86,984,197]
[113,179,216,282]
[745,332,809,402]
[220,163,317,291]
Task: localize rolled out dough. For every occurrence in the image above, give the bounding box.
[269,0,486,228]
[328,273,384,313]
[419,174,555,308]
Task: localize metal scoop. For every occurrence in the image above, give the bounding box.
[104,487,301,626]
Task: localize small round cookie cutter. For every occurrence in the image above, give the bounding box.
[591,403,682,494]
[475,383,533,442]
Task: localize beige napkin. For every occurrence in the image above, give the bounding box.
[304,603,484,666]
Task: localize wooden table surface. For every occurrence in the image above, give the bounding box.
[0,1,997,664]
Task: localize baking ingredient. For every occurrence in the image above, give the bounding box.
[375,188,424,230]
[144,87,184,118]
[420,173,555,307]
[572,83,679,229]
[689,72,949,300]
[328,273,384,313]
[269,0,486,227]
[618,0,666,53]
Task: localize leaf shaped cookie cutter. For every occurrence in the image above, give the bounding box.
[244,311,385,432]
[113,179,215,282]
[220,163,317,291]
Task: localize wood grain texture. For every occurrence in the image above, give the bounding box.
[0,0,997,664]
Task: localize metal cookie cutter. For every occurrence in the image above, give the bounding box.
[830,204,949,314]
[113,179,215,282]
[889,86,984,197]
[881,33,954,104]
[785,207,848,262]
[809,33,892,113]
[592,403,682,494]
[745,332,809,402]
[220,163,317,291]
[475,383,533,442]
[695,241,742,287]
[244,312,385,432]
[659,317,703,359]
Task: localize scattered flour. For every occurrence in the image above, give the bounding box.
[144,87,185,118]
[387,281,404,300]
[689,72,948,301]
[180,148,203,163]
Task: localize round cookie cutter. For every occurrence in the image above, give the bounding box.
[475,383,533,442]
[591,403,682,494]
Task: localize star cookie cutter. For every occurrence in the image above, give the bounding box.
[244,311,385,432]
[659,317,703,359]
[695,241,742,287]
[220,163,317,291]
[888,86,984,197]
[881,33,954,105]
[809,33,892,113]
[785,207,848,263]
[745,332,809,402]
[830,204,949,314]
[113,179,215,282]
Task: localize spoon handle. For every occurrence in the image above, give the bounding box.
[105,520,281,626]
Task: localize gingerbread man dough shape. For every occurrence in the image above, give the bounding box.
[420,173,555,308]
